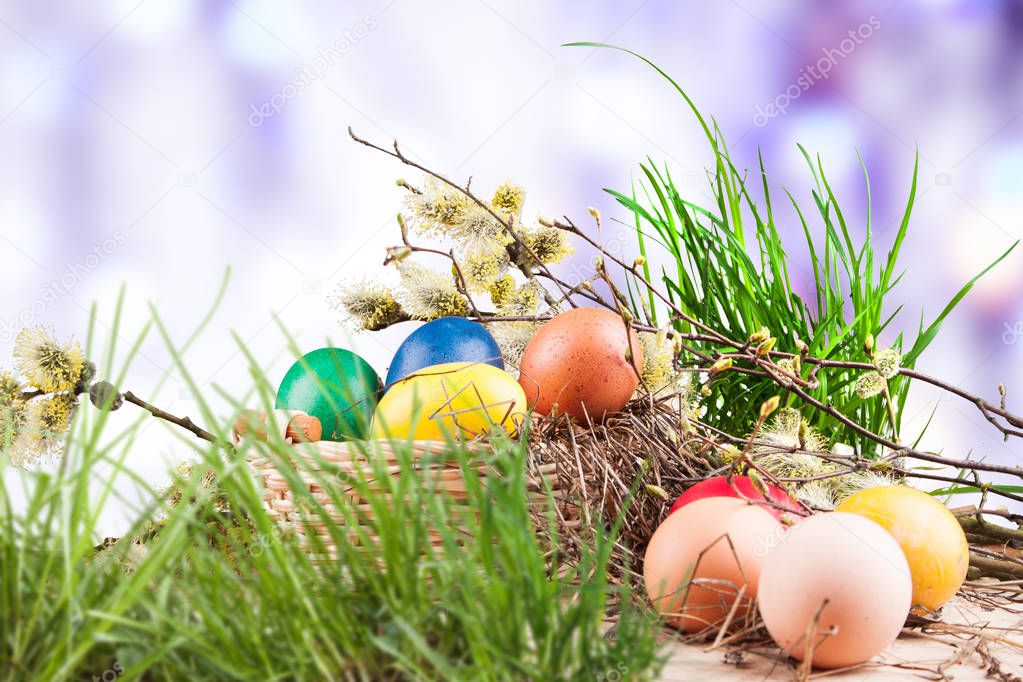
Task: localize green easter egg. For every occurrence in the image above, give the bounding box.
[275,348,382,441]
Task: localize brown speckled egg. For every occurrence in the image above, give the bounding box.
[518,308,643,422]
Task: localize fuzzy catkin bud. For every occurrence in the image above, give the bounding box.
[760,395,781,419]
[719,444,742,463]
[798,420,810,449]
[779,512,798,527]
[831,442,855,457]
[863,334,875,356]
[873,347,901,379]
[777,355,801,376]
[755,337,777,357]
[74,361,97,396]
[385,245,412,263]
[748,470,769,496]
[679,411,693,435]
[709,357,733,376]
[89,381,123,411]
[645,484,669,500]
[854,371,885,398]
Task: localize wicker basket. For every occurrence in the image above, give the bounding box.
[239,410,562,561]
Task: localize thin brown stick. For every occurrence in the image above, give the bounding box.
[123,391,219,445]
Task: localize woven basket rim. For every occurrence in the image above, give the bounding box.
[239,412,565,557]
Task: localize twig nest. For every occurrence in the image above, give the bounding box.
[518,308,643,422]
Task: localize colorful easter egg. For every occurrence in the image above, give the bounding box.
[386,317,503,387]
[518,308,642,422]
[668,475,803,521]
[371,361,526,440]
[837,485,969,610]
[275,348,382,441]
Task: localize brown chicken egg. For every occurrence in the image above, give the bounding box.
[518,308,643,422]
[757,512,912,669]
[643,497,782,633]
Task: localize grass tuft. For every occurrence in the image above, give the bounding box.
[1,295,663,681]
[568,41,1016,453]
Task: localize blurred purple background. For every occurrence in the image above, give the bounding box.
[2,0,1021,529]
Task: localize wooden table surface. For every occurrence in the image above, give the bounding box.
[656,596,1023,681]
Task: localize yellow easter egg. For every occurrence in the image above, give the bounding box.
[837,485,969,611]
[370,362,526,441]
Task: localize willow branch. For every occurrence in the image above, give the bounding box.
[696,417,1023,504]
[347,129,1023,493]
[123,391,220,445]
[349,127,575,310]
[387,219,482,319]
[957,516,1023,544]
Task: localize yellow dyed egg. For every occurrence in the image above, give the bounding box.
[370,362,526,441]
[837,485,969,610]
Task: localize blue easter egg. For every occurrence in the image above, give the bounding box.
[385,317,504,387]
